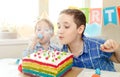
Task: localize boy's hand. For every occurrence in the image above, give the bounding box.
[100,39,119,52]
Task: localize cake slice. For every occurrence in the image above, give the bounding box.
[22,50,73,77]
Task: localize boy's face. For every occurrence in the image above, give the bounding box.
[35,21,52,44]
[57,14,82,44]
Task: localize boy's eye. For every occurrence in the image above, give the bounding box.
[57,25,69,29]
[65,26,69,29]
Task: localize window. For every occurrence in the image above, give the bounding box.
[0,0,39,38]
[49,0,103,37]
[49,0,85,33]
[90,0,103,8]
[49,0,85,23]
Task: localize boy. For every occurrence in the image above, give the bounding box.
[23,18,60,57]
[57,9,120,71]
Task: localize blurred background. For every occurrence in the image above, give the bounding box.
[0,0,120,72]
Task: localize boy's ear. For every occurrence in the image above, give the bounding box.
[77,25,85,34]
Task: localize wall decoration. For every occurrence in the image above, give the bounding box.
[84,23,101,37]
[117,6,120,25]
[103,6,117,26]
[90,8,102,25]
[80,8,89,23]
[68,6,120,37]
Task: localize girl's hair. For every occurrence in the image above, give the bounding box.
[60,9,86,35]
[35,18,54,34]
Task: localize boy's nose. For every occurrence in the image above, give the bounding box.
[58,28,64,34]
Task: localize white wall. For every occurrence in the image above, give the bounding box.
[0,39,28,58]
[102,0,120,43]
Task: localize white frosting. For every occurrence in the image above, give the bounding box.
[23,50,72,66]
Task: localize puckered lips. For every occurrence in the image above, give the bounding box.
[59,36,64,40]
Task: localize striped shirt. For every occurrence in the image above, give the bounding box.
[62,35,115,71]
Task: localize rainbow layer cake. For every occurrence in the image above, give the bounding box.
[22,50,73,77]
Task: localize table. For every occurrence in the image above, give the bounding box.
[19,67,120,77]
[63,67,83,77]
[0,58,120,77]
[19,67,83,77]
[0,58,83,77]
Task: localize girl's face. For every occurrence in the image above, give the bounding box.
[57,14,81,44]
[35,21,52,44]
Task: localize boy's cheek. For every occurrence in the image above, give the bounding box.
[59,40,67,44]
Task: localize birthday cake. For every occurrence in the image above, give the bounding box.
[21,50,73,77]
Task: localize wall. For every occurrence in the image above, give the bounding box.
[102,0,120,43]
[0,39,28,58]
[38,0,48,18]
[103,0,120,72]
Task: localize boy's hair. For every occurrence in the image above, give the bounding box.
[35,18,54,34]
[60,9,86,35]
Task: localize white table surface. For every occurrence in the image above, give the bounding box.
[0,58,120,77]
[0,58,21,77]
[77,67,120,77]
